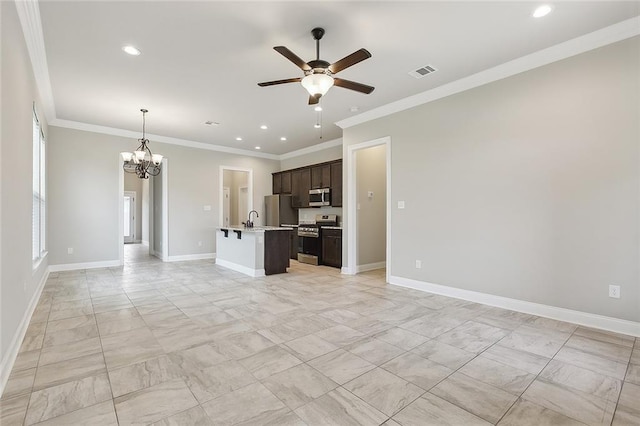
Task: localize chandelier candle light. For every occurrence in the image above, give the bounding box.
[122,109,163,179]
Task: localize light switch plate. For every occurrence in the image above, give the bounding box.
[398,201,405,209]
[203,205,212,211]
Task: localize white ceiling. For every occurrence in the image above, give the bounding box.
[38,1,639,155]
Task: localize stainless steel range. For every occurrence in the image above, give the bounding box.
[297,214,338,265]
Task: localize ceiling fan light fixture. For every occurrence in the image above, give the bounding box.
[301,73,334,97]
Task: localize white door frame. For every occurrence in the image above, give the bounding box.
[119,156,169,265]
[123,190,136,243]
[345,136,391,283]
[219,166,253,226]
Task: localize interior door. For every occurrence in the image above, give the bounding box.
[124,191,135,243]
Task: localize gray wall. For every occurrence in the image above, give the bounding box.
[343,37,640,322]
[280,142,342,170]
[124,172,143,241]
[1,1,50,369]
[48,126,280,262]
[356,145,386,267]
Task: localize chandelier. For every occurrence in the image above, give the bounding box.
[122,109,163,179]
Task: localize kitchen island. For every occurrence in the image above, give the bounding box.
[215,226,292,277]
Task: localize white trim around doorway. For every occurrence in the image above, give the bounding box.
[218,166,254,227]
[345,136,391,283]
[119,156,168,264]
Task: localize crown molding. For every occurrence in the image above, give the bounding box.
[14,0,56,123]
[336,16,640,130]
[50,119,281,160]
[279,137,342,160]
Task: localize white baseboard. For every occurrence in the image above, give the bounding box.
[215,259,265,277]
[0,268,49,397]
[165,253,215,262]
[389,275,640,337]
[141,240,149,247]
[48,259,121,272]
[356,261,386,273]
[341,267,355,275]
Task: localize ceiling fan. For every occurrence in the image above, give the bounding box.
[258,27,374,105]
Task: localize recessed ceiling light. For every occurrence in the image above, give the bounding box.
[280,137,287,141]
[532,5,552,18]
[314,124,321,129]
[260,125,268,130]
[122,45,141,56]
[314,106,322,112]
[255,146,261,150]
[235,137,242,141]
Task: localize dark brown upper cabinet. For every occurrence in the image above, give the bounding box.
[272,172,282,194]
[281,171,292,194]
[275,159,342,208]
[311,164,331,189]
[291,168,311,208]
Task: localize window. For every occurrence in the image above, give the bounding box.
[33,108,46,262]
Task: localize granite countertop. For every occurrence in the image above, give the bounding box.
[217,226,293,232]
[322,226,342,230]
[280,224,299,228]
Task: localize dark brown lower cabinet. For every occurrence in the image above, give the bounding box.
[321,229,342,268]
[290,230,298,260]
[264,229,291,275]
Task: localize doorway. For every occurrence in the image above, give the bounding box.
[119,155,168,265]
[123,191,136,243]
[346,137,391,282]
[219,166,253,226]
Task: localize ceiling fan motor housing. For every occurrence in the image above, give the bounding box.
[311,27,325,41]
[306,60,332,74]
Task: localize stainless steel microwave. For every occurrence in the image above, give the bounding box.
[309,188,331,206]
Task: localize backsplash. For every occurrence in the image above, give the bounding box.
[299,207,342,225]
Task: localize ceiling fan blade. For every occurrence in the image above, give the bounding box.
[333,78,375,94]
[308,94,321,105]
[274,46,311,71]
[328,48,371,74]
[257,77,302,87]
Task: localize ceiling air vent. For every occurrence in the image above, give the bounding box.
[409,65,438,79]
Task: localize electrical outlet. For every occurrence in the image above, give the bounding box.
[415,260,422,269]
[198,241,203,247]
[398,201,405,209]
[67,247,73,254]
[609,285,620,299]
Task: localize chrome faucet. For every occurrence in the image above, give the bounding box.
[245,210,259,228]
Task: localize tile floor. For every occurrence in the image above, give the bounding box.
[1,244,639,425]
